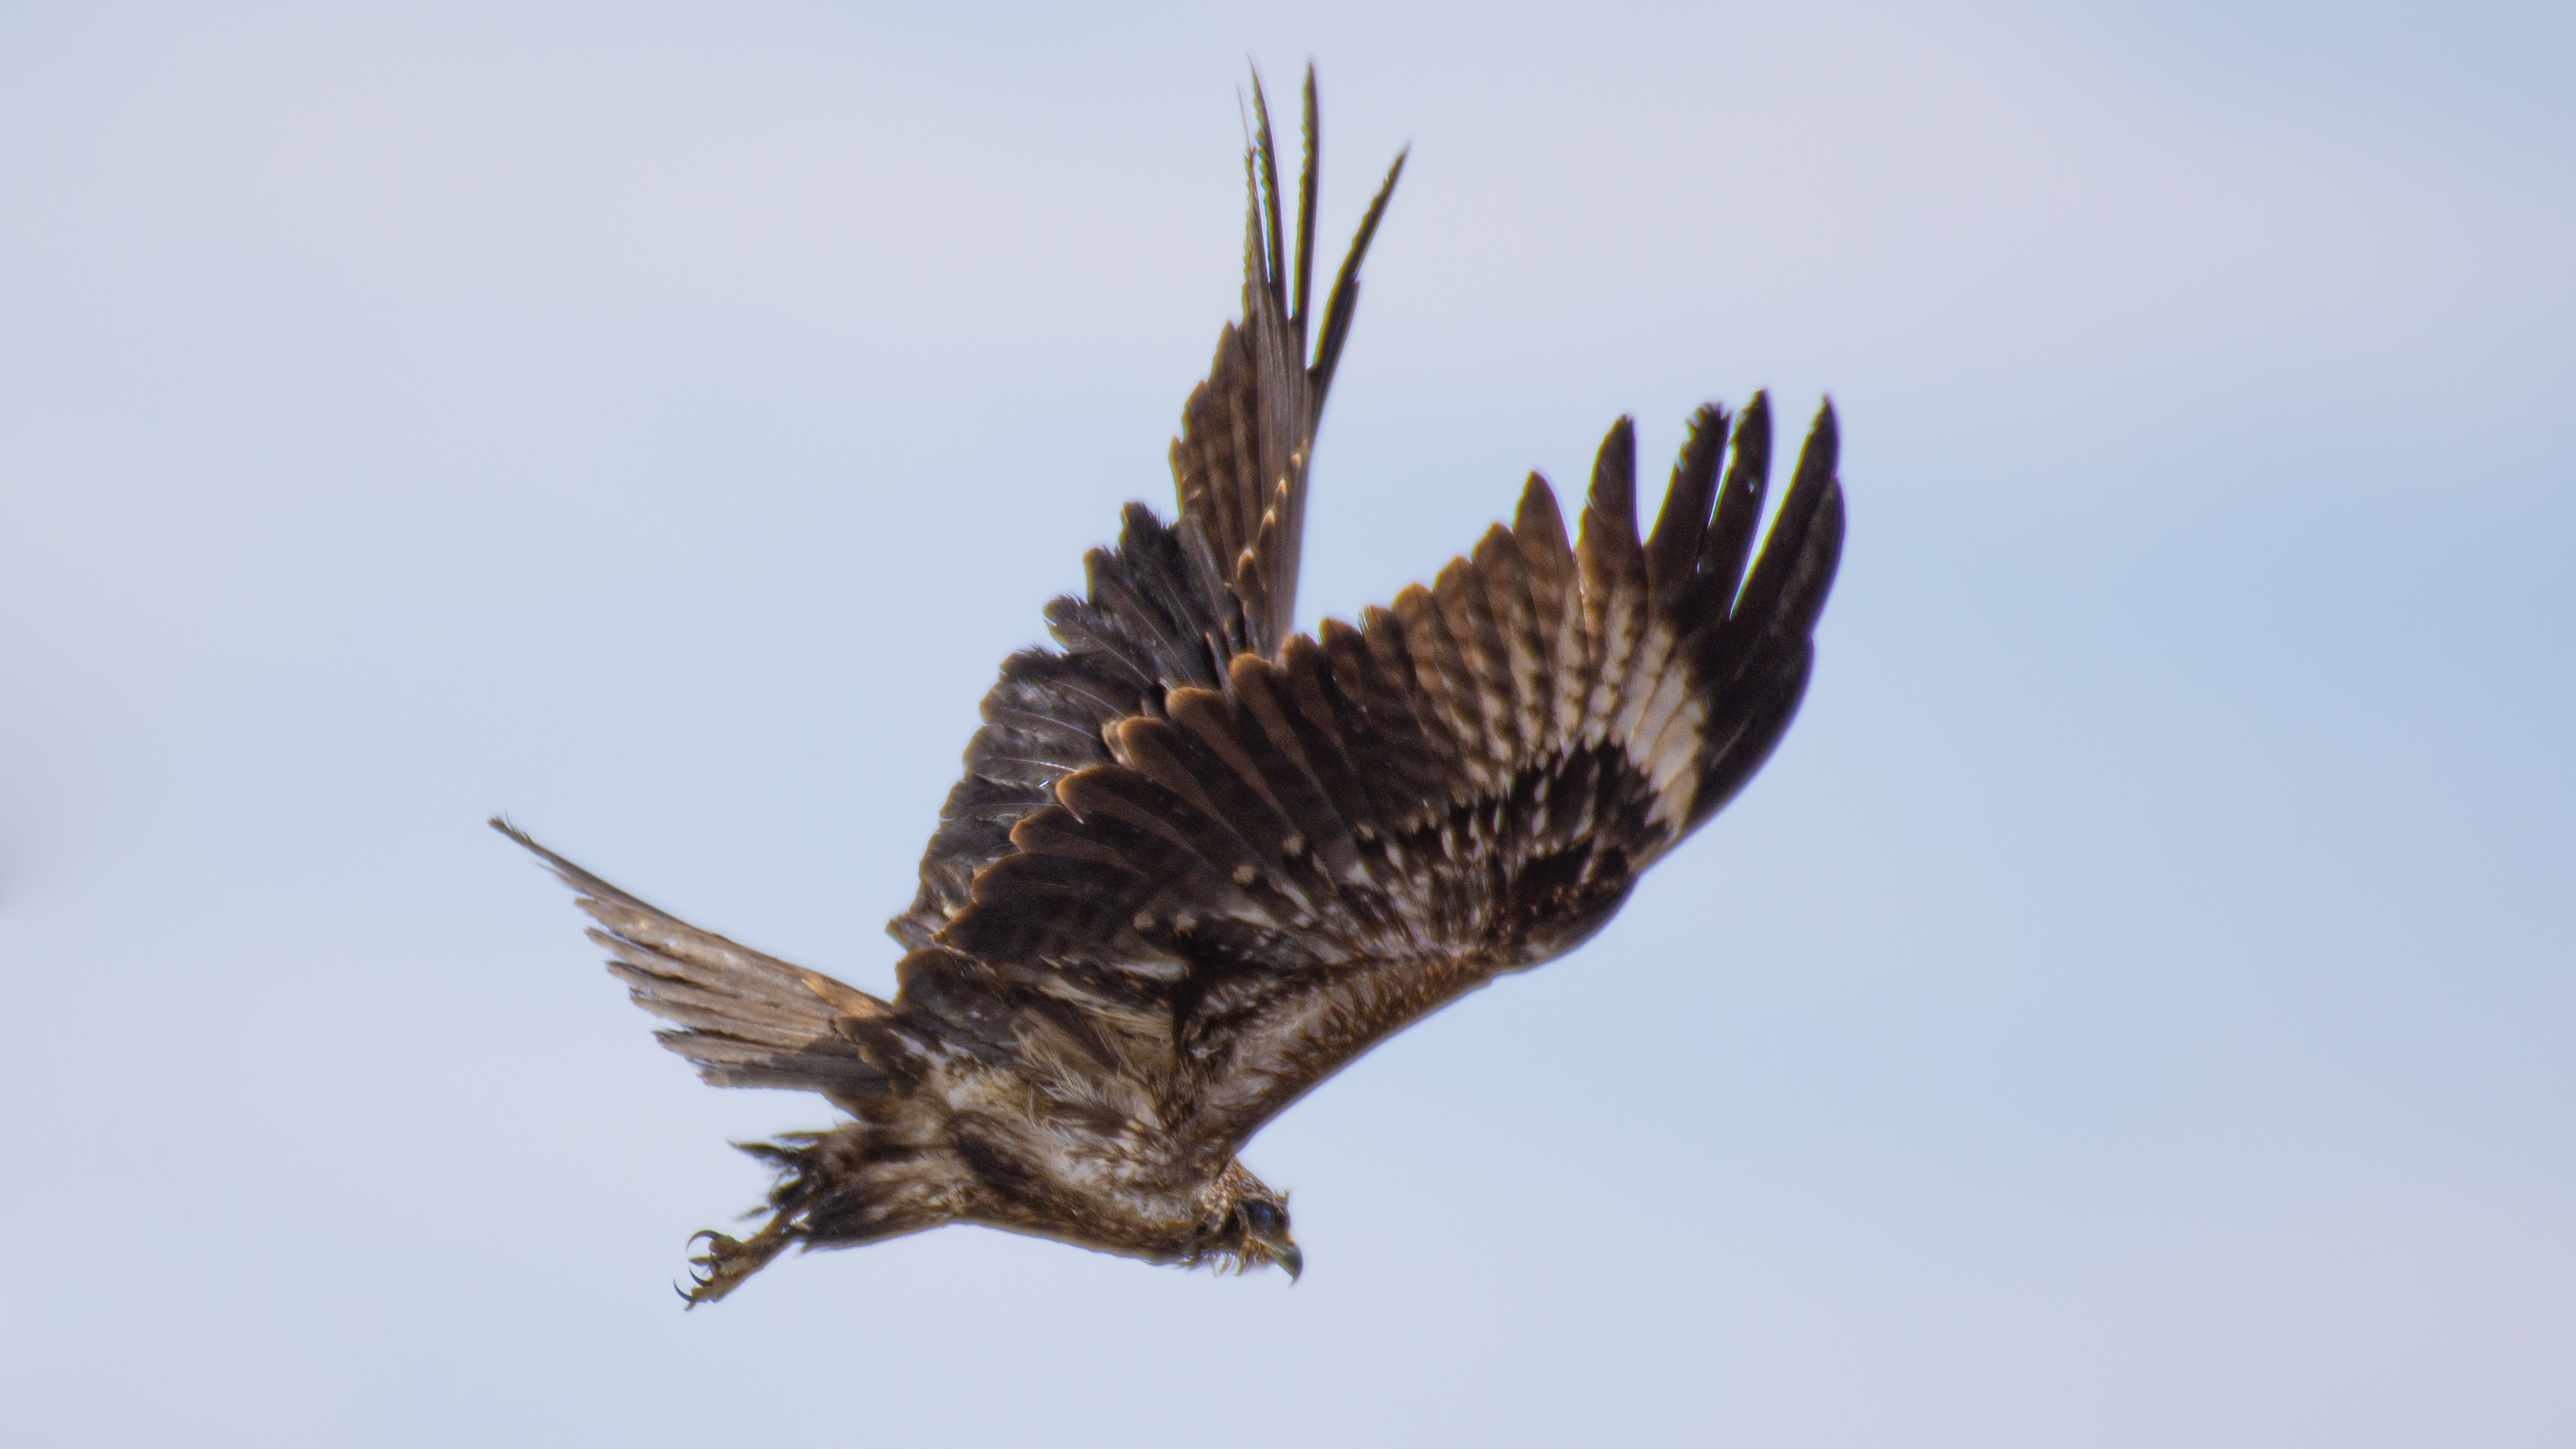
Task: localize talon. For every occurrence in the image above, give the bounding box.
[671,1218,792,1305]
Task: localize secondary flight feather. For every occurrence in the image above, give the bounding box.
[499,68,1845,1303]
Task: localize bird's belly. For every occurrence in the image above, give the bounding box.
[942,1107,1213,1260]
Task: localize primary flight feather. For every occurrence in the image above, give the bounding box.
[498,68,1845,1303]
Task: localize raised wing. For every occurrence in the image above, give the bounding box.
[934,398,1845,1163]
[893,70,1403,952]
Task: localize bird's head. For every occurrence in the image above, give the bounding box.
[1230,1194,1302,1282]
[1205,1168,1302,1281]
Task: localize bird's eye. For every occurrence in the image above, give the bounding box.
[1239,1200,1285,1235]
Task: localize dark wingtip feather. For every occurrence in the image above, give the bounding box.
[1292,63,1321,354]
[1248,66,1289,321]
[1684,638,1819,832]
[1729,398,1844,643]
[1694,391,1774,625]
[1788,398,1839,519]
[1647,402,1730,614]
[1513,472,1564,542]
[1737,390,1772,466]
[1805,396,1839,476]
[1773,466,1845,641]
[1310,144,1406,403]
[1585,415,1639,542]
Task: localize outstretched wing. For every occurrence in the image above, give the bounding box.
[893,69,1404,952]
[934,398,1845,1163]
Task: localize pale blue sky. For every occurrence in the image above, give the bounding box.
[2,1,2569,1444]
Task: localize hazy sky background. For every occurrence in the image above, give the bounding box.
[3,1,2570,1444]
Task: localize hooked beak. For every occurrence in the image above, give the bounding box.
[1275,1242,1303,1283]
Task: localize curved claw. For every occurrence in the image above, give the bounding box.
[672,1220,793,1307]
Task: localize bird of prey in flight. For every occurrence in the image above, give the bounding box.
[499,68,1844,1304]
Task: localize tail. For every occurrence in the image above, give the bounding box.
[496,818,973,1304]
[491,817,893,1106]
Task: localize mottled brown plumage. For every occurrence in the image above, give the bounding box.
[499,68,1845,1304]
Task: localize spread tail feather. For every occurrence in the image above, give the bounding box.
[491,817,894,1104]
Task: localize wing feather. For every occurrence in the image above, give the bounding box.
[1505,477,1583,753]
[1576,424,1651,756]
[1469,523,1548,761]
